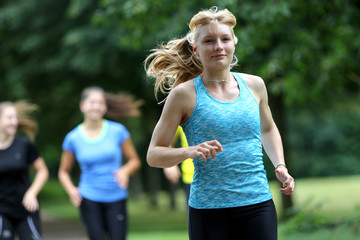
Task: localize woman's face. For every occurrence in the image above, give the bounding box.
[0,106,19,137]
[193,22,235,71]
[80,91,107,121]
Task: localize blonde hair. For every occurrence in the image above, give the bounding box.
[145,6,238,98]
[0,101,39,141]
[81,86,143,118]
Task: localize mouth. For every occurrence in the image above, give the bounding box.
[7,126,17,133]
[212,54,226,59]
[90,110,104,116]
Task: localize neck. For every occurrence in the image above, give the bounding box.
[201,70,231,83]
[0,132,14,149]
[82,118,104,130]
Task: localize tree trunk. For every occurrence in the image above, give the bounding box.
[128,172,143,200]
[168,182,177,210]
[147,165,160,208]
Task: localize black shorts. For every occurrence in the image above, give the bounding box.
[188,199,277,240]
[79,198,127,240]
[0,212,42,240]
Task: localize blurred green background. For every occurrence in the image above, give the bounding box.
[1,0,360,239]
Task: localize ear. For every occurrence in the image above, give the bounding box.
[79,102,85,113]
[192,45,199,58]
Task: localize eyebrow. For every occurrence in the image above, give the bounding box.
[202,33,232,39]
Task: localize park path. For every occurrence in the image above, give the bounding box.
[41,212,87,240]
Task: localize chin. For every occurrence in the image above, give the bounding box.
[7,130,17,136]
[212,63,229,70]
[90,115,103,121]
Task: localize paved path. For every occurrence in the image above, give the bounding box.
[41,212,87,240]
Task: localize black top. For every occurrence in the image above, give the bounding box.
[0,136,39,218]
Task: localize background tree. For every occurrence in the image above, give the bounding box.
[1,0,359,217]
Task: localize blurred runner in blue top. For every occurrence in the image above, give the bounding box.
[58,86,142,240]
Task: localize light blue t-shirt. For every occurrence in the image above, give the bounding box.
[62,120,130,203]
[182,73,272,209]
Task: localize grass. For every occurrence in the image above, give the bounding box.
[270,175,360,216]
[272,175,360,240]
[39,175,360,239]
[39,181,80,221]
[278,226,360,240]
[291,175,360,218]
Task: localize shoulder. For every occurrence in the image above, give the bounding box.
[107,119,121,128]
[64,126,80,142]
[157,79,197,126]
[169,80,197,121]
[15,136,39,154]
[237,72,266,91]
[236,72,268,102]
[169,79,196,105]
[164,80,196,111]
[15,135,28,142]
[107,120,128,132]
[14,136,31,145]
[171,80,195,98]
[106,120,130,142]
[67,126,79,136]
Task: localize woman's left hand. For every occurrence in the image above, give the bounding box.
[113,169,130,189]
[22,190,39,212]
[275,166,295,195]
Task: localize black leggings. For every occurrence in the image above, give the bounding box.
[0,212,42,240]
[80,198,127,240]
[188,199,277,240]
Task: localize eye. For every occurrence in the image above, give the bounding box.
[203,39,213,43]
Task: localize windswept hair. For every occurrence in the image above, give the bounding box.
[81,86,143,119]
[145,6,238,98]
[0,101,39,141]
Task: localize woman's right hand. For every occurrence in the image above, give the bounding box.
[164,166,182,184]
[189,140,223,162]
[68,187,82,207]
[58,151,82,206]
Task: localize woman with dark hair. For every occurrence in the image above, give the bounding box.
[58,87,142,240]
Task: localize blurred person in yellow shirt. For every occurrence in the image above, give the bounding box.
[163,126,194,205]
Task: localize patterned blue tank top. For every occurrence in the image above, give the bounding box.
[182,72,272,209]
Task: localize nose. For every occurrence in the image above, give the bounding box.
[10,117,18,127]
[93,104,102,112]
[92,101,101,108]
[214,39,223,51]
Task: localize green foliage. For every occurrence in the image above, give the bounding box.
[284,198,329,233]
[1,1,360,190]
[230,0,360,106]
[0,0,154,176]
[288,98,360,177]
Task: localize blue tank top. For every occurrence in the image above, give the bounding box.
[182,72,272,209]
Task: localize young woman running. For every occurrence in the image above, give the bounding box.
[0,101,49,240]
[145,7,295,240]
[58,87,141,240]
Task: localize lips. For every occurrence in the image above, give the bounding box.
[212,54,226,58]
